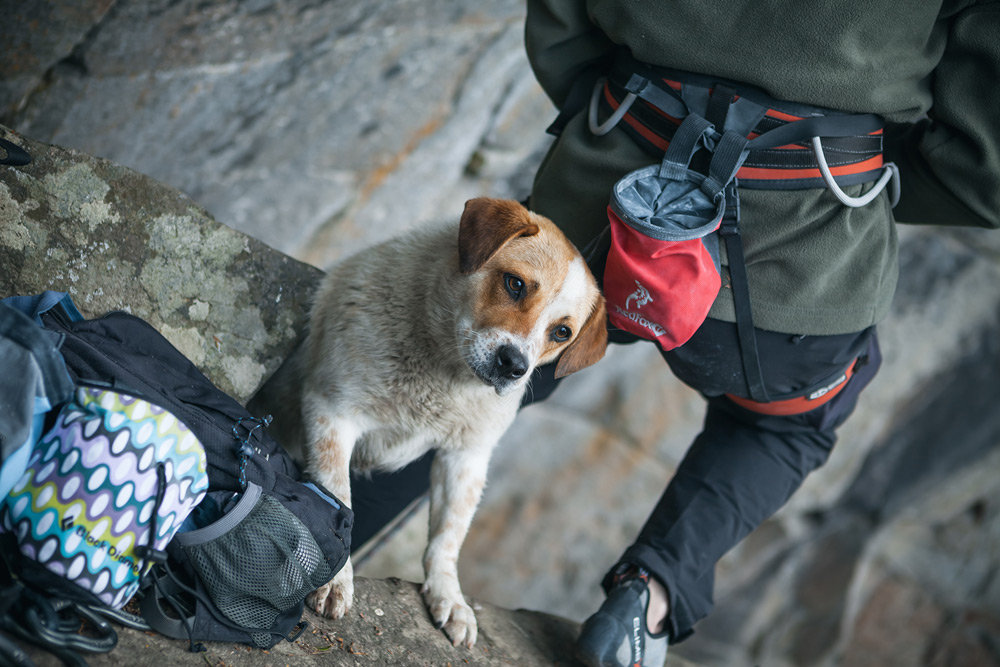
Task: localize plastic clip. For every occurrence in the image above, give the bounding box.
[232,415,273,489]
[0,138,31,167]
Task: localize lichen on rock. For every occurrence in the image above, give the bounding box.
[0,124,321,403]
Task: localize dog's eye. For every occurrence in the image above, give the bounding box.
[551,324,572,342]
[504,273,524,299]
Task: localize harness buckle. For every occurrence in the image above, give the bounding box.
[718,180,741,237]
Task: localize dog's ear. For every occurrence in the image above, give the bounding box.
[458,198,540,274]
[554,297,608,378]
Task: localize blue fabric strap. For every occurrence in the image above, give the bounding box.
[658,114,714,180]
[1,291,84,325]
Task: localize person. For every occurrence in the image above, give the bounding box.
[519,1,1000,665]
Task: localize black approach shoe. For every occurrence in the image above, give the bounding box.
[575,568,669,667]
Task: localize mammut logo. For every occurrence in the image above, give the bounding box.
[625,280,652,310]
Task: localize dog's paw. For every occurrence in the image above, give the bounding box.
[421,578,478,648]
[308,559,354,619]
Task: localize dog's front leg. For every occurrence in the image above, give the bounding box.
[422,446,492,648]
[303,397,360,619]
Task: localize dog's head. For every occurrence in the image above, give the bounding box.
[455,197,608,396]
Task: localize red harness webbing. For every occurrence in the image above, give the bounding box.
[599,70,885,190]
[726,356,858,416]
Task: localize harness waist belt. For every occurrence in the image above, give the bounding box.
[726,356,859,416]
[599,54,885,190]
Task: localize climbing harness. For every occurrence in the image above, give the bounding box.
[588,52,898,408]
[590,52,899,200]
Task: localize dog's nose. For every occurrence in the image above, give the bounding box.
[494,345,528,380]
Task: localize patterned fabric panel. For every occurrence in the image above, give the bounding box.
[2,387,209,609]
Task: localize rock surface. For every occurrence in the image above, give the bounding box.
[23,577,589,667]
[0,124,320,404]
[1,0,545,268]
[4,2,1000,666]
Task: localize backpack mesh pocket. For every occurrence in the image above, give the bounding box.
[174,482,333,646]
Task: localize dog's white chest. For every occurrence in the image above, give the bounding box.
[349,387,518,473]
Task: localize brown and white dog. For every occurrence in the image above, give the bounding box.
[300,198,607,647]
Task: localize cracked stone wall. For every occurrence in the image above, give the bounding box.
[1,0,546,269]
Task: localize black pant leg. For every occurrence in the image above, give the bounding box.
[610,329,881,642]
[614,397,837,641]
[348,451,435,552]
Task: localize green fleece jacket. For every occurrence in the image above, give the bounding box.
[525,0,1000,335]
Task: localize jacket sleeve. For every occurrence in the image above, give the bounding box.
[524,0,616,109]
[886,2,1000,229]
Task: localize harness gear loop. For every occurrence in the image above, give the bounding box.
[589,76,636,136]
[811,137,900,207]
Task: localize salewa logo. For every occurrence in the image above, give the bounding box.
[614,305,666,337]
[632,615,643,662]
[625,280,653,310]
[808,373,847,400]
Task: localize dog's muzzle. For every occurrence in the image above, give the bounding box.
[494,344,528,380]
[471,344,530,395]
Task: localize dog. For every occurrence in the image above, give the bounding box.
[300,197,608,647]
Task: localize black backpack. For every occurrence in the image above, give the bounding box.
[3,297,351,658]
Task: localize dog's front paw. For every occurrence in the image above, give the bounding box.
[308,558,354,619]
[421,577,478,648]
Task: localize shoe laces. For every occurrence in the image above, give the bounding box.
[611,564,651,587]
